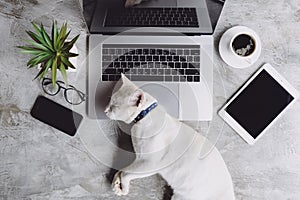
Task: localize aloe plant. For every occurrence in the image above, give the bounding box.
[18,21,79,87]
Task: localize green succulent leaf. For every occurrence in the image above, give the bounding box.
[27,52,53,68]
[59,63,68,84]
[25,30,44,44]
[33,66,46,80]
[31,22,42,35]
[52,21,59,50]
[65,52,79,58]
[40,24,54,52]
[57,23,67,49]
[23,39,50,52]
[52,57,58,87]
[62,34,79,51]
[40,58,53,79]
[17,46,45,55]
[61,56,75,69]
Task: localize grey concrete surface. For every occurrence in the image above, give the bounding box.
[1,0,300,200]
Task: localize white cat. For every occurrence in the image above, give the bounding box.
[105,74,235,200]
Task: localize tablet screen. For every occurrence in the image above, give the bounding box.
[225,69,294,139]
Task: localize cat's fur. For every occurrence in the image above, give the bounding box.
[105,74,235,200]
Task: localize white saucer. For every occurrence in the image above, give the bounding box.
[219,26,262,69]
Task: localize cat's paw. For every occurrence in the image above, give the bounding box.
[112,171,129,196]
[125,0,143,7]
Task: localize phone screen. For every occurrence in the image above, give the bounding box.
[31,96,83,136]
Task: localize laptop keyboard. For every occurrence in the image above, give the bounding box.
[105,8,199,27]
[101,44,200,82]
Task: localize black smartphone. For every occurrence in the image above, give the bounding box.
[31,96,83,136]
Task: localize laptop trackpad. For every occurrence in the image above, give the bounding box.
[137,83,179,118]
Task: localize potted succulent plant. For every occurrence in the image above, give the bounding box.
[18,21,80,87]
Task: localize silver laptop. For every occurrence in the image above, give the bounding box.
[88,0,213,121]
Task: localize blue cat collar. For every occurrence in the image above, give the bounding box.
[132,102,158,124]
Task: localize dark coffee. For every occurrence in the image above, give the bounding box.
[232,34,255,57]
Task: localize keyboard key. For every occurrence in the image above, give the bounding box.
[172,69,178,75]
[194,76,200,82]
[164,69,171,75]
[173,76,179,82]
[102,74,109,81]
[180,76,186,82]
[191,49,200,55]
[133,56,139,61]
[109,49,115,54]
[189,63,200,68]
[103,55,112,62]
[160,56,166,61]
[167,56,172,62]
[103,68,116,74]
[175,62,181,68]
[140,56,146,61]
[184,49,190,55]
[128,62,134,68]
[146,56,152,61]
[119,56,126,61]
[194,56,200,62]
[143,49,149,54]
[186,69,200,75]
[131,75,164,81]
[165,76,172,82]
[187,76,193,82]
[102,62,112,68]
[155,62,161,68]
[150,49,156,54]
[121,62,127,68]
[161,62,168,68]
[168,62,174,68]
[102,49,109,54]
[153,56,159,61]
[144,69,151,75]
[126,56,132,61]
[138,69,144,75]
[116,49,122,54]
[182,63,188,68]
[134,62,141,68]
[114,62,121,68]
[141,62,147,67]
[158,69,164,75]
[178,69,185,75]
[148,62,155,68]
[136,49,143,54]
[151,69,157,75]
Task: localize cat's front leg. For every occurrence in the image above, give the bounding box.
[112,159,158,195]
[112,171,130,196]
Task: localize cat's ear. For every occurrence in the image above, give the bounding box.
[121,73,128,82]
[130,89,144,107]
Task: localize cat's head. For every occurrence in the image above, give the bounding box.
[105,74,152,123]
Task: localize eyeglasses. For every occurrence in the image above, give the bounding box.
[42,78,85,105]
